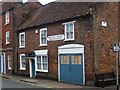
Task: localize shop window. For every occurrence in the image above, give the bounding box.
[36,56,48,72]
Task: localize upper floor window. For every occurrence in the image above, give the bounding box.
[40,28,47,46]
[63,21,75,41]
[20,54,26,70]
[19,32,25,48]
[6,31,10,44]
[5,11,9,25]
[8,55,11,70]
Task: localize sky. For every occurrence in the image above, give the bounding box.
[23,0,56,5]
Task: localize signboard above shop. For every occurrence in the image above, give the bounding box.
[47,34,64,41]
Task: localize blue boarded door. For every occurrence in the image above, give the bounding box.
[60,54,83,85]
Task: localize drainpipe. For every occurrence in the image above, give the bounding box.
[12,7,15,74]
[91,4,99,74]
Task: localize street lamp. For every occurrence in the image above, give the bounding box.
[113,44,119,90]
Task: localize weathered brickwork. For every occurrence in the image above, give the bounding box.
[1,2,120,85]
[17,15,94,82]
[2,7,14,74]
[93,3,118,74]
[16,2,120,84]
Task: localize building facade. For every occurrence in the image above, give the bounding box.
[15,2,119,85]
[0,2,120,85]
[0,1,41,75]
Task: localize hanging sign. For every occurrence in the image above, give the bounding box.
[47,34,64,41]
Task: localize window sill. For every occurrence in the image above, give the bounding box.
[5,43,10,45]
[64,39,75,42]
[19,46,25,49]
[39,44,47,47]
[8,68,11,70]
[36,70,48,73]
[20,68,26,71]
[5,23,9,26]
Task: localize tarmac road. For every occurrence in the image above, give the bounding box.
[2,78,53,90]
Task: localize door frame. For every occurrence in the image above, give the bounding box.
[58,44,85,85]
[29,58,36,78]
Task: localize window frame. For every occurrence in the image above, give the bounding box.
[8,55,11,70]
[20,54,26,70]
[35,55,48,72]
[63,21,75,41]
[40,28,47,46]
[5,11,9,25]
[6,31,10,44]
[19,32,25,48]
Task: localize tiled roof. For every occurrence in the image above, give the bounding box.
[1,2,14,13]
[17,2,93,30]
[14,2,42,30]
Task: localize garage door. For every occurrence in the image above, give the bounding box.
[60,54,83,85]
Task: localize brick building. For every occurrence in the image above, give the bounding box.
[0,1,41,75]
[15,2,119,85]
[0,1,119,85]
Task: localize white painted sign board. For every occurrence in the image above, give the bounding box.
[47,34,64,41]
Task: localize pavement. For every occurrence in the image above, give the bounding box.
[0,74,119,90]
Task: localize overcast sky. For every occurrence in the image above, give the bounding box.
[23,0,56,5]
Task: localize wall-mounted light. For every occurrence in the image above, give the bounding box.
[35,30,38,34]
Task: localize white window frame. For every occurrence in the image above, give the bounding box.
[8,55,11,70]
[6,31,10,44]
[19,32,25,48]
[5,11,9,25]
[40,28,47,46]
[20,54,26,70]
[35,55,48,72]
[63,21,75,41]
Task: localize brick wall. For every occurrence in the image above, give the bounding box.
[93,3,118,74]
[2,7,14,74]
[15,2,119,84]
[17,14,94,81]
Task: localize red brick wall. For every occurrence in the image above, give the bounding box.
[94,3,118,74]
[16,2,119,84]
[17,16,94,81]
[2,9,13,49]
[2,8,14,74]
